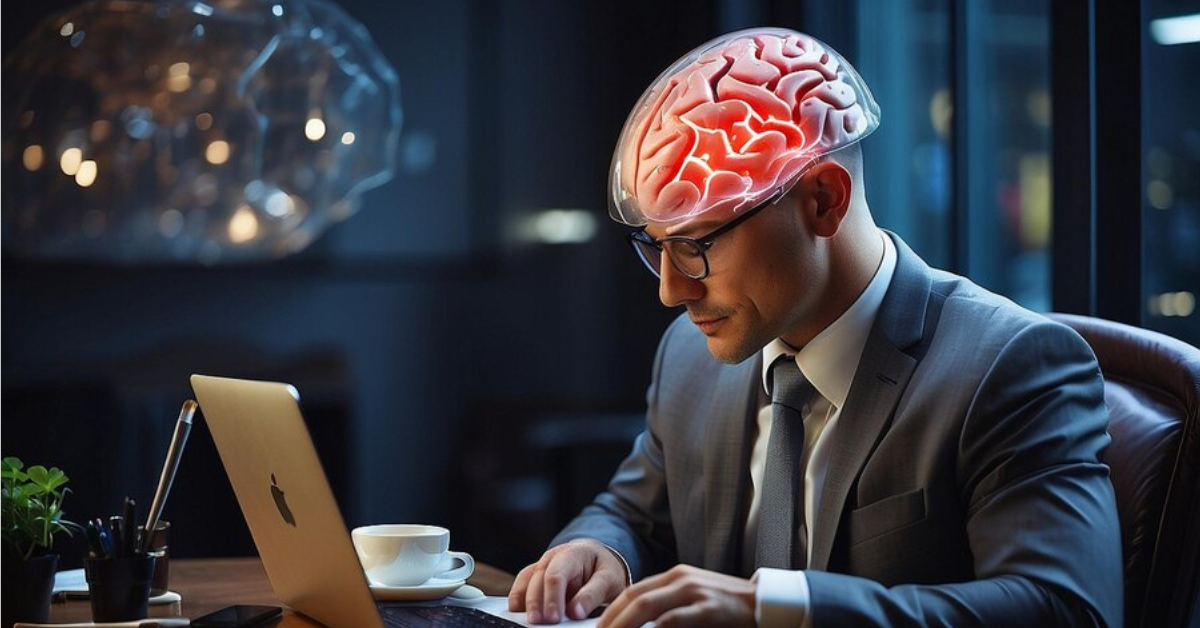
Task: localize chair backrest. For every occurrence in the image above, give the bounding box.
[1049,314,1200,628]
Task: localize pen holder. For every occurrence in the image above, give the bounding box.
[147,520,171,596]
[84,555,156,622]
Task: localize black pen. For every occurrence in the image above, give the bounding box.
[84,521,103,559]
[122,497,137,557]
[94,517,116,558]
[109,515,124,557]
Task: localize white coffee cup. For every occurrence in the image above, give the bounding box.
[351,524,475,587]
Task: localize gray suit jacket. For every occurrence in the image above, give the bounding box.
[554,233,1123,627]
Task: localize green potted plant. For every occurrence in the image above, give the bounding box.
[2,457,83,627]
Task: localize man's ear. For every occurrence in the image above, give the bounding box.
[803,161,852,238]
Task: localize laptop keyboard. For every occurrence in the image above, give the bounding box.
[380,605,526,628]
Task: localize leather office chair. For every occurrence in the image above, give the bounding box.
[1049,314,1200,628]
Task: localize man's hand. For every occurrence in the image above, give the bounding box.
[508,539,629,624]
[597,565,756,628]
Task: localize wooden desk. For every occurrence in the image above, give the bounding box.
[50,557,516,624]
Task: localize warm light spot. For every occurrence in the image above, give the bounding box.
[340,131,356,145]
[1018,153,1051,248]
[75,160,98,187]
[199,77,217,95]
[929,88,953,139]
[23,145,44,171]
[1175,292,1196,317]
[1148,180,1173,210]
[1152,291,1197,317]
[305,117,326,141]
[228,204,259,243]
[195,112,213,130]
[60,147,83,175]
[60,22,75,36]
[205,140,231,165]
[167,62,192,92]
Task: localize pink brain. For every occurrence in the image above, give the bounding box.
[625,33,870,222]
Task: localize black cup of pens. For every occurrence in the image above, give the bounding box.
[84,554,156,622]
[84,497,157,622]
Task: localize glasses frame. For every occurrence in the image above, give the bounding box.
[627,187,787,280]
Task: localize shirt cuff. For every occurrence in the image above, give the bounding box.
[751,568,810,628]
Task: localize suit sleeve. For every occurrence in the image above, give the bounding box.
[806,321,1124,627]
[548,316,685,580]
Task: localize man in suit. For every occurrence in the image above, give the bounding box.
[509,28,1122,627]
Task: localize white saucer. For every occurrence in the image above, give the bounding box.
[369,577,467,601]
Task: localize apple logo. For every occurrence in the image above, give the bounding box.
[271,473,296,527]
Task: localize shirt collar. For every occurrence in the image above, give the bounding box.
[761,231,897,408]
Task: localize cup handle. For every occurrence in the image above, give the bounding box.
[438,551,475,582]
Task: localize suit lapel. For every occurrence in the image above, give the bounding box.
[702,353,761,573]
[809,232,931,570]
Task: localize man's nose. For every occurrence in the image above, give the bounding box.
[659,255,705,307]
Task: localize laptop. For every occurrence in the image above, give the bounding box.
[191,374,522,628]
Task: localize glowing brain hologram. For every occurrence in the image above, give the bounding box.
[610,28,880,226]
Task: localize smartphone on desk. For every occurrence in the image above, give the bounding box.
[193,604,283,628]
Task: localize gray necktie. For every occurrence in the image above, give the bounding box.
[755,356,815,570]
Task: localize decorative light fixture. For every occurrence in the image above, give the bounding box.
[2,0,402,264]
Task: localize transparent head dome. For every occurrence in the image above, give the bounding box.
[609,28,879,227]
[2,0,402,263]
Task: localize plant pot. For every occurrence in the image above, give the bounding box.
[1,553,59,628]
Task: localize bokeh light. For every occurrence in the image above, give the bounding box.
[2,0,402,264]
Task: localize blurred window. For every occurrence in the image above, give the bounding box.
[1144,1,1200,345]
[856,0,1051,311]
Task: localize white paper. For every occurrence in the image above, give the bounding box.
[438,596,601,627]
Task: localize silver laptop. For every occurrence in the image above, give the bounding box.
[191,374,519,628]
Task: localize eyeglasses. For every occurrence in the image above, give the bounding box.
[627,189,785,280]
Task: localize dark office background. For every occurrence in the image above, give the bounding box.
[4,0,1198,574]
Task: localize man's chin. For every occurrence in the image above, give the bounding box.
[704,335,758,365]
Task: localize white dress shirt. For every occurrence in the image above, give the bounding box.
[749,231,897,628]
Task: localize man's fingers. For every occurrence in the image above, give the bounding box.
[652,604,706,628]
[508,563,537,611]
[600,584,677,628]
[598,566,757,628]
[541,553,584,624]
[566,569,623,620]
[509,541,632,624]
[599,569,663,624]
[525,562,549,624]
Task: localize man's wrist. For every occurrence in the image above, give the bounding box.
[567,538,633,586]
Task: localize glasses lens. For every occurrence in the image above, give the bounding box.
[631,237,663,278]
[663,240,706,279]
